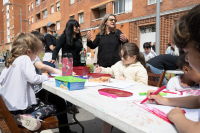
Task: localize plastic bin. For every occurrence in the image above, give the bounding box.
[55,76,86,91]
[73,66,90,76]
[87,73,111,83]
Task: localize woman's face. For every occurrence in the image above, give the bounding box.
[105,16,116,29]
[74,25,80,34]
[183,42,200,73]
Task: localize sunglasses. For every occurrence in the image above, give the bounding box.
[107,18,117,22]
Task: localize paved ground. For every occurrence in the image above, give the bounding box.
[0,61,124,133]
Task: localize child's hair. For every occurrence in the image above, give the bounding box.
[143,42,151,49]
[177,53,190,70]
[5,32,42,68]
[31,31,46,45]
[173,4,200,51]
[120,43,147,68]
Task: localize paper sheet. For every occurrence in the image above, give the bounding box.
[50,73,62,77]
[134,102,199,123]
[84,79,137,89]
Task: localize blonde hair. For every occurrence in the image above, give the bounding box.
[99,13,116,35]
[5,32,42,68]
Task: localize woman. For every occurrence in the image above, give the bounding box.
[86,13,128,67]
[51,19,85,66]
[43,22,59,68]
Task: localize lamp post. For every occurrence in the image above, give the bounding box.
[6,3,22,32]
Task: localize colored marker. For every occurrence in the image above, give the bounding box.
[45,71,48,73]
[140,85,166,104]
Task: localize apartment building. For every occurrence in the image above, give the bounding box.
[0,0,200,55]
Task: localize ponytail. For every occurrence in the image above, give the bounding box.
[120,43,147,69]
[136,52,147,69]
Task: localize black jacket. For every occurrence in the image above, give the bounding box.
[87,29,128,67]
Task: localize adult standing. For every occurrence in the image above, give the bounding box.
[4,50,9,61]
[86,13,128,67]
[43,22,59,68]
[51,19,85,66]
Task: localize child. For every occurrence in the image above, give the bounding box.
[147,4,200,133]
[0,32,56,131]
[167,54,200,95]
[143,42,157,61]
[96,43,148,85]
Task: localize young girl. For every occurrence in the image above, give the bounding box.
[96,43,148,85]
[167,54,200,95]
[147,4,200,133]
[0,33,56,131]
[143,42,157,61]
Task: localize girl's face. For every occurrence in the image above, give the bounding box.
[27,49,37,61]
[105,16,116,29]
[74,25,80,34]
[121,50,136,65]
[183,43,200,73]
[187,67,200,84]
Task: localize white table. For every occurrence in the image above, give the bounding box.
[166,70,184,75]
[42,79,178,133]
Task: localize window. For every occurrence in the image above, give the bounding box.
[42,9,47,18]
[114,0,132,14]
[77,0,81,2]
[32,16,34,23]
[148,0,162,5]
[31,2,33,9]
[57,21,60,30]
[51,5,54,14]
[36,13,41,21]
[70,0,74,4]
[70,15,74,19]
[100,8,106,18]
[28,5,30,11]
[36,0,40,6]
[42,0,46,2]
[79,12,84,24]
[56,2,60,11]
[29,18,31,24]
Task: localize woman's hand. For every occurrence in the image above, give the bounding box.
[79,50,86,57]
[86,31,92,42]
[115,76,126,81]
[48,60,56,64]
[120,32,127,43]
[167,107,185,122]
[147,90,168,105]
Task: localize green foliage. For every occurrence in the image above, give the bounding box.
[86,64,94,73]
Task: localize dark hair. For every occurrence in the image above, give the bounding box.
[167,43,171,46]
[120,43,147,68]
[143,42,151,49]
[31,31,46,45]
[173,4,200,51]
[63,19,81,46]
[177,53,190,70]
[171,47,175,51]
[179,48,185,57]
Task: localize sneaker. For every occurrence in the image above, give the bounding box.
[14,114,41,131]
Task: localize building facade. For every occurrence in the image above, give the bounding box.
[0,0,200,56]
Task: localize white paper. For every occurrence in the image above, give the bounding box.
[50,73,62,77]
[135,102,199,122]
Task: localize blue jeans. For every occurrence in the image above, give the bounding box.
[147,63,167,86]
[43,61,55,68]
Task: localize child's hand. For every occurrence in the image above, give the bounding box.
[167,107,185,122]
[42,73,49,77]
[115,76,126,81]
[95,65,102,73]
[147,90,168,105]
[72,72,76,75]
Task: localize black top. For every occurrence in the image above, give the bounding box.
[152,45,155,51]
[52,34,85,66]
[87,29,128,67]
[45,34,57,53]
[147,54,179,70]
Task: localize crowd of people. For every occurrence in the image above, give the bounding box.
[0,4,200,133]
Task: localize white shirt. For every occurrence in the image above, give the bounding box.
[0,55,48,111]
[32,55,41,64]
[167,76,200,95]
[143,51,157,61]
